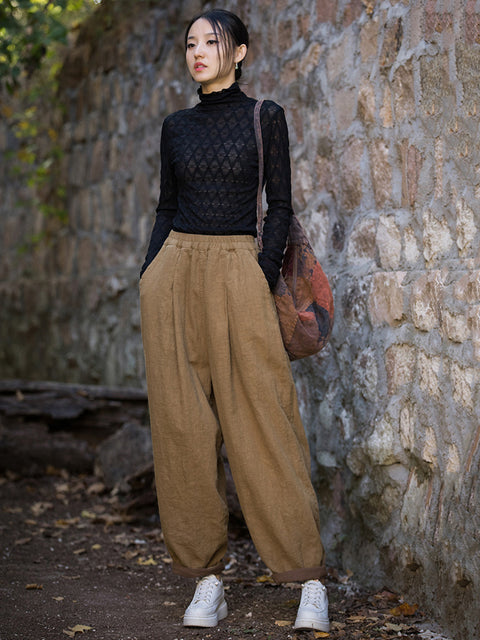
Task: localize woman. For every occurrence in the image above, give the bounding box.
[139,8,329,632]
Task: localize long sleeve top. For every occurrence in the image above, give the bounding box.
[140,82,293,289]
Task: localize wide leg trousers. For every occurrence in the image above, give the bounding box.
[139,231,326,582]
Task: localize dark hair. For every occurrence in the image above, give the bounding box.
[184,9,249,81]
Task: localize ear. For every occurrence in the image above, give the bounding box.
[234,44,247,64]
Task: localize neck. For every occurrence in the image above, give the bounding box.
[200,72,236,94]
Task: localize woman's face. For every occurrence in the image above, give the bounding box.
[186,18,245,93]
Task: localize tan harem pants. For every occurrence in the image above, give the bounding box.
[139,231,326,582]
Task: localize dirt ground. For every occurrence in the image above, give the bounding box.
[0,467,454,640]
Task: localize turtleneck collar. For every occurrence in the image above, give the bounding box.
[197,82,243,106]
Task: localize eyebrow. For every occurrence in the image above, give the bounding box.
[187,32,218,40]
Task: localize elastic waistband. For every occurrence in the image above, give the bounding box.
[166,230,257,250]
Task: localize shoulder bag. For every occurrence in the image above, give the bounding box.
[254,100,334,361]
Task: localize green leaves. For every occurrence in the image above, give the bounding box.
[0,0,95,92]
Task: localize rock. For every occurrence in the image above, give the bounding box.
[95,421,153,490]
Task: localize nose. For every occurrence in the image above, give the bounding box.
[193,42,205,57]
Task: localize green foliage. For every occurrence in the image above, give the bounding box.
[0,0,98,242]
[0,0,97,92]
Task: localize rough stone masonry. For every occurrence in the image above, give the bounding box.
[0,1,479,638]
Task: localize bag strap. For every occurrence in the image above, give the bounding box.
[254,99,264,251]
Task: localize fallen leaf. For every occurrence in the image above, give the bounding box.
[25,583,43,590]
[314,633,330,638]
[374,589,398,601]
[73,548,86,555]
[53,596,65,601]
[347,615,367,623]
[137,556,157,566]
[383,622,405,632]
[15,537,32,546]
[81,510,96,519]
[123,550,139,560]
[87,482,105,495]
[63,624,93,637]
[91,544,102,550]
[256,574,275,583]
[4,506,22,514]
[390,602,419,616]
[162,601,176,606]
[331,621,346,630]
[275,620,292,627]
[55,518,80,527]
[31,502,53,517]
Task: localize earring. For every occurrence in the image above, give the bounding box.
[235,62,239,70]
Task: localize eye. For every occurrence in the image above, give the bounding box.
[186,42,195,49]
[207,39,219,45]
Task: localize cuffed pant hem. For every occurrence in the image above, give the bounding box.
[272,565,327,584]
[172,561,225,579]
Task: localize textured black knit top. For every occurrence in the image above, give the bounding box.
[140,82,293,289]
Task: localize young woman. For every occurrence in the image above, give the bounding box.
[139,9,329,632]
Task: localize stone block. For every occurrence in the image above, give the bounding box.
[76,236,95,276]
[314,156,338,197]
[89,138,107,184]
[411,271,445,331]
[347,218,377,263]
[379,18,403,68]
[380,84,393,127]
[442,310,470,343]
[446,444,460,474]
[280,59,300,86]
[317,0,337,23]
[342,0,364,27]
[392,62,415,123]
[100,179,115,230]
[366,411,402,466]
[403,226,420,264]
[385,343,415,393]
[352,347,378,402]
[69,145,88,188]
[334,87,357,130]
[423,209,452,265]
[340,137,363,210]
[450,362,474,410]
[277,19,293,54]
[326,37,353,84]
[422,426,438,465]
[370,139,392,207]
[400,143,423,209]
[357,79,376,123]
[369,272,405,326]
[400,401,416,452]
[454,271,480,302]
[360,16,379,62]
[299,42,323,76]
[418,351,441,398]
[377,215,401,270]
[456,198,476,256]
[420,54,449,117]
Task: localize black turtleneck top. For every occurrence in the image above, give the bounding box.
[140,83,293,289]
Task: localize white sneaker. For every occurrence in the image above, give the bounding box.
[183,574,228,627]
[293,579,330,631]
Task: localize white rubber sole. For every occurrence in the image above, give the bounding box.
[183,599,228,627]
[293,615,330,632]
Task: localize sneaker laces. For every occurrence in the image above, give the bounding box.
[192,576,218,604]
[300,580,325,608]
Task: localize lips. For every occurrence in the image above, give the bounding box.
[194,63,206,71]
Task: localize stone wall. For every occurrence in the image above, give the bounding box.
[1,0,479,637]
